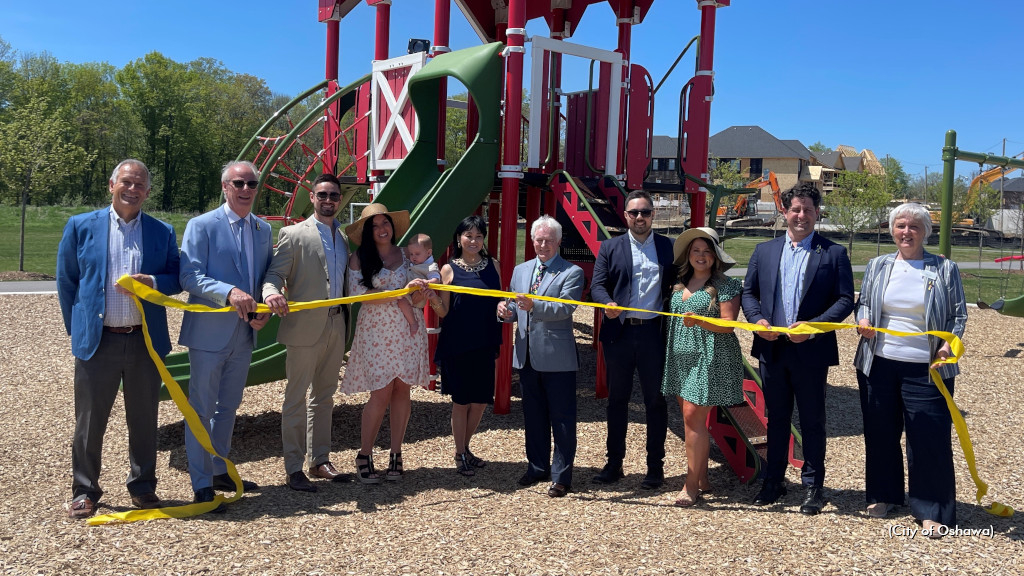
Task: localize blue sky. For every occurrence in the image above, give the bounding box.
[3,1,1023,178]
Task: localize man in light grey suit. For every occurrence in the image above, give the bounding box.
[498,215,584,497]
[179,160,272,510]
[264,173,351,492]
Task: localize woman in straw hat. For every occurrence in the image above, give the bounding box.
[662,227,743,507]
[424,215,503,477]
[341,203,430,484]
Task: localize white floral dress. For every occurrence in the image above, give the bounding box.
[339,255,429,394]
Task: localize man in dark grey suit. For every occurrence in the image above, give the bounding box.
[498,216,584,497]
[57,159,181,518]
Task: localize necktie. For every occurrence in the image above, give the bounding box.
[237,219,251,295]
[530,262,547,295]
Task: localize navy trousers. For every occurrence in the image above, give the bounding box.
[759,343,828,488]
[858,356,956,526]
[602,321,668,470]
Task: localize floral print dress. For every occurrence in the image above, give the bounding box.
[339,255,429,394]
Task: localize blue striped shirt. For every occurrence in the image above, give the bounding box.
[315,220,348,299]
[775,231,814,326]
[625,231,661,319]
[104,207,143,327]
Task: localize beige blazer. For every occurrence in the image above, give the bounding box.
[262,217,348,347]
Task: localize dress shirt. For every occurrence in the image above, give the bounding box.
[315,219,346,299]
[224,205,254,295]
[775,231,813,326]
[104,207,143,327]
[624,231,661,320]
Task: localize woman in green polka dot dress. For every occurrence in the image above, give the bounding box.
[662,227,743,507]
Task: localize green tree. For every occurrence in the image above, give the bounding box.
[879,155,910,200]
[62,61,126,205]
[829,171,891,253]
[0,36,16,117]
[0,97,92,270]
[708,156,746,188]
[808,141,830,155]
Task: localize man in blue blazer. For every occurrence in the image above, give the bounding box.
[741,182,854,515]
[498,216,585,497]
[179,160,272,509]
[57,159,181,519]
[590,191,677,489]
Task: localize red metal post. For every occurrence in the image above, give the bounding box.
[615,0,633,177]
[424,0,452,390]
[373,1,390,60]
[322,19,341,174]
[369,0,391,198]
[683,0,724,227]
[494,0,527,415]
[433,0,451,172]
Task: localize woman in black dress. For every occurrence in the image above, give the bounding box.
[425,215,503,476]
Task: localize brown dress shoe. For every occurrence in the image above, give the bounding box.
[130,492,161,509]
[309,461,352,483]
[548,483,569,498]
[68,496,96,519]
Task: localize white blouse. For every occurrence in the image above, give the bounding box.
[875,258,931,363]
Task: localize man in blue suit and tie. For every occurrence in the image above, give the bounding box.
[57,159,181,519]
[179,160,272,510]
[498,215,585,497]
[590,191,677,489]
[742,182,854,515]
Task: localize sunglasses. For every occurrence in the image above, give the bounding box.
[315,191,342,201]
[230,179,259,190]
[625,209,653,218]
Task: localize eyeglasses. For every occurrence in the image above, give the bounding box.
[230,179,259,189]
[625,209,653,218]
[315,191,342,201]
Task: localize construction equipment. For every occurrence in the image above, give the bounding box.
[929,159,1022,226]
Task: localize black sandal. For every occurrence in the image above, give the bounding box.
[455,453,476,477]
[355,452,382,484]
[387,452,403,481]
[465,447,486,468]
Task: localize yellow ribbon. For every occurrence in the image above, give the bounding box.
[95,275,1011,523]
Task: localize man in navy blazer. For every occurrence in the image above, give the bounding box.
[179,160,272,509]
[741,182,854,515]
[57,159,181,519]
[498,216,585,497]
[590,190,677,489]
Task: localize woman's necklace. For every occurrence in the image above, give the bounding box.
[452,256,487,273]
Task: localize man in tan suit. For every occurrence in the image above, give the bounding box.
[264,173,351,491]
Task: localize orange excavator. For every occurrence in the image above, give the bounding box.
[722,171,780,219]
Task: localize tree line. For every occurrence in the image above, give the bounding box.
[0,36,291,213]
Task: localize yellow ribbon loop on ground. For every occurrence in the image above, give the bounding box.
[107,275,1011,522]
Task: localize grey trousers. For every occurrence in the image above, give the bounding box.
[72,330,161,501]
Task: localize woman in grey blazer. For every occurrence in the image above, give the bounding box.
[853,203,967,536]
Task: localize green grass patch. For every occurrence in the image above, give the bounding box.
[0,204,283,276]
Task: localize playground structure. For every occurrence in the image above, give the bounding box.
[157,0,816,484]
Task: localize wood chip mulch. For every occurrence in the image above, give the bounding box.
[1,295,1022,575]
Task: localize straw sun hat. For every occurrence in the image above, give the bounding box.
[344,203,411,246]
[673,226,736,270]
